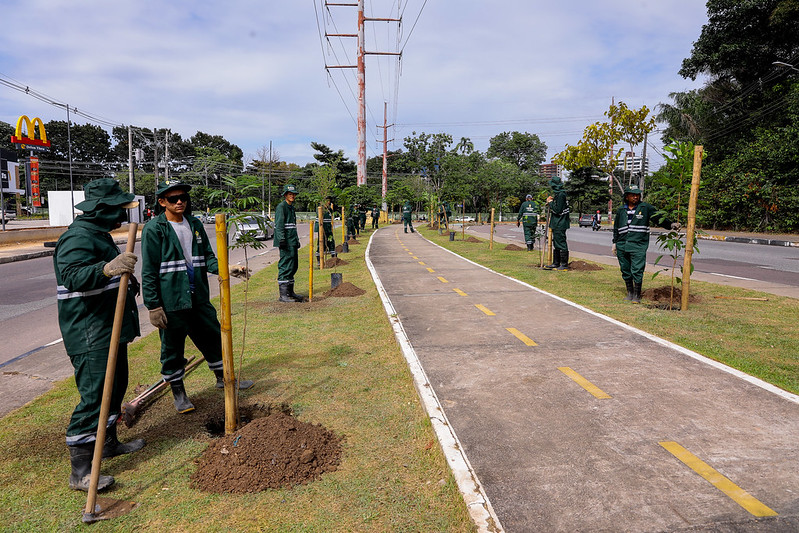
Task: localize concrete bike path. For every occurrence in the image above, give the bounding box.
[366,226,799,533]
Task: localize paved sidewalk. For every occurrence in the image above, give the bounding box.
[367,226,799,532]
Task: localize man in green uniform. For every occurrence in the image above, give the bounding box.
[54,178,145,492]
[444,201,452,227]
[516,194,539,251]
[543,177,570,270]
[359,204,367,232]
[346,203,358,240]
[322,196,336,258]
[371,205,381,229]
[402,200,415,233]
[142,181,253,414]
[275,184,304,302]
[612,185,680,303]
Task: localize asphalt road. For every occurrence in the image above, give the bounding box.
[474,224,799,288]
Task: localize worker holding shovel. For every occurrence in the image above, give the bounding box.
[141,181,254,414]
[54,178,146,492]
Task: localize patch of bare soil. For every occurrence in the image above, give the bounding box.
[347,238,360,245]
[569,260,602,271]
[335,244,344,253]
[323,281,366,297]
[644,285,701,304]
[504,244,525,251]
[324,257,349,268]
[465,236,481,243]
[191,409,343,493]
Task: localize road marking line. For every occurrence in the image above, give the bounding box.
[413,256,419,260]
[418,260,425,264]
[437,276,449,283]
[506,328,537,346]
[426,267,435,273]
[558,367,612,399]
[453,288,468,296]
[659,441,778,517]
[475,304,495,316]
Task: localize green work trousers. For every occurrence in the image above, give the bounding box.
[322,223,335,253]
[278,246,299,282]
[617,249,647,284]
[66,344,129,446]
[403,217,414,232]
[552,228,568,252]
[523,223,537,246]
[160,298,224,381]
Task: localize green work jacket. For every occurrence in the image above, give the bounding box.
[402,203,413,221]
[548,190,570,231]
[54,219,140,355]
[517,201,539,225]
[612,202,672,253]
[274,200,300,248]
[141,213,218,312]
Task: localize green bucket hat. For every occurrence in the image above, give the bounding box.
[282,184,298,195]
[75,178,138,212]
[156,181,192,198]
[624,185,643,195]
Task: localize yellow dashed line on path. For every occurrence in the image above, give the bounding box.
[475,304,495,316]
[413,256,419,260]
[558,367,612,399]
[437,276,449,283]
[506,328,537,346]
[427,267,435,273]
[417,261,425,265]
[659,441,778,517]
[453,288,468,296]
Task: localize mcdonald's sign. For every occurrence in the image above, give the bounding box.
[10,115,51,150]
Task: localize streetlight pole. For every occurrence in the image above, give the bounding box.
[773,61,799,73]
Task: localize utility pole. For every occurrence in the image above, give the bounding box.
[324,1,400,186]
[268,141,273,218]
[128,126,134,194]
[164,129,170,183]
[153,127,159,194]
[376,101,393,211]
[640,131,648,193]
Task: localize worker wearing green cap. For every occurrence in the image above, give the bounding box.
[54,178,145,492]
[612,185,681,302]
[543,177,570,270]
[274,184,304,302]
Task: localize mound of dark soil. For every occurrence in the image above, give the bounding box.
[347,238,360,245]
[504,244,525,251]
[325,257,349,268]
[569,260,602,271]
[465,236,481,243]
[323,282,366,297]
[643,286,701,304]
[191,410,343,493]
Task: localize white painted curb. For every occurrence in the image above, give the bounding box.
[423,234,799,406]
[365,230,504,533]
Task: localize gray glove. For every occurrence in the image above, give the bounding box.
[611,243,617,256]
[149,307,168,329]
[671,222,682,231]
[103,252,137,277]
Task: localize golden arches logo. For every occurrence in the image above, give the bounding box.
[10,115,51,148]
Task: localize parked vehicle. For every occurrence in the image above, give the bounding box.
[232,215,274,242]
[578,214,594,228]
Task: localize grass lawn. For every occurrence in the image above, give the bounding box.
[422,225,799,397]
[0,228,475,532]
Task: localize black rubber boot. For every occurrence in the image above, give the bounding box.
[170,380,195,414]
[69,443,114,492]
[102,424,145,459]
[526,243,533,251]
[410,226,415,233]
[632,282,642,304]
[557,251,570,270]
[287,281,306,302]
[624,279,635,301]
[213,369,254,390]
[278,283,294,303]
[544,249,560,270]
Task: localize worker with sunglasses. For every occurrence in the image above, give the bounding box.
[141,181,253,415]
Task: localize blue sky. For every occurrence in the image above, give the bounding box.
[0,1,709,170]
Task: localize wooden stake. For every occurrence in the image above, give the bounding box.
[308,221,314,301]
[489,208,495,250]
[84,223,138,520]
[681,145,703,311]
[214,214,238,435]
[317,206,325,270]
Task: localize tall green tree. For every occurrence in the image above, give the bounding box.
[486,131,547,173]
